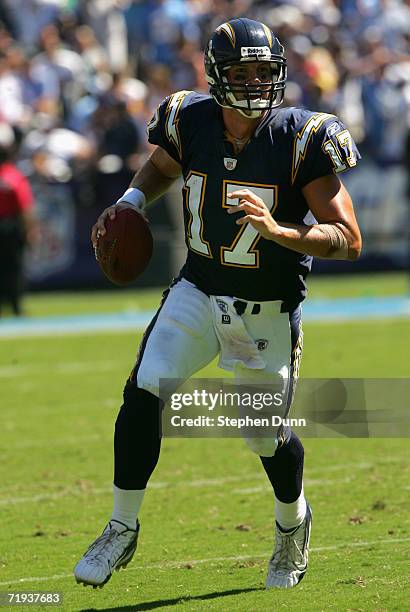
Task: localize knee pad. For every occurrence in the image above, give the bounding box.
[243,436,277,457]
[243,423,292,458]
[136,358,183,399]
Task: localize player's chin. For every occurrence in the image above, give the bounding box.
[241,108,266,118]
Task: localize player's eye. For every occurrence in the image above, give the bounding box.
[231,70,247,81]
[257,67,272,81]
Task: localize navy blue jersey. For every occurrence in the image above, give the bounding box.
[147,91,360,303]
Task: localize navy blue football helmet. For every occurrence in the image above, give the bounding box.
[204,18,287,117]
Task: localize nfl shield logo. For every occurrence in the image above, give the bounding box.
[224,157,237,171]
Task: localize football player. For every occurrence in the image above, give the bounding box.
[74,18,362,590]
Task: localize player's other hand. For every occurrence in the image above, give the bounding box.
[91,202,144,248]
[226,189,279,241]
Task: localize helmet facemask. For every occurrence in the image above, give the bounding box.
[204,24,287,117]
[219,60,287,117]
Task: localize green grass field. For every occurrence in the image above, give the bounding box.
[1,273,409,611]
[9,271,409,318]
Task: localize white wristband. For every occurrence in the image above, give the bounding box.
[116,187,146,210]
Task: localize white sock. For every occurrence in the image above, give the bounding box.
[275,487,307,531]
[110,484,145,530]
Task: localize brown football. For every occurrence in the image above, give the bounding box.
[96,208,153,285]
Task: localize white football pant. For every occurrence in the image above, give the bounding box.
[135,279,302,456]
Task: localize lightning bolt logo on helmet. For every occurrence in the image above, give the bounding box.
[215,22,236,47]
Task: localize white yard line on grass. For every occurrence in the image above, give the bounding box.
[0,458,399,505]
[0,476,261,506]
[0,476,351,506]
[0,537,409,588]
[8,434,105,450]
[232,477,352,494]
[0,361,123,377]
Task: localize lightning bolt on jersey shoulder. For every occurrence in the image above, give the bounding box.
[291,112,336,184]
[289,109,361,187]
[147,91,207,164]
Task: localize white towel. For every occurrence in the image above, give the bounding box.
[210,295,266,371]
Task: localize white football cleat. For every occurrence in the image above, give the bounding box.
[74,520,139,588]
[266,503,312,589]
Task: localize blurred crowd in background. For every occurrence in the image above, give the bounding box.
[0,0,409,314]
[0,0,408,203]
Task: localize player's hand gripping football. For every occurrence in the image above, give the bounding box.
[227,189,279,241]
[91,202,147,249]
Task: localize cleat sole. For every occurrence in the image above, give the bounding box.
[76,579,110,589]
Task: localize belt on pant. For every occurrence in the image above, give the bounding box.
[233,300,297,316]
